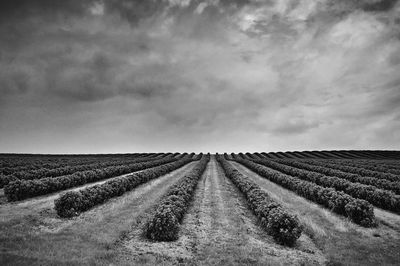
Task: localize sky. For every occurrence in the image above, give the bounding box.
[0,0,399,153]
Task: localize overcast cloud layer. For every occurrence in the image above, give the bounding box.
[0,0,399,153]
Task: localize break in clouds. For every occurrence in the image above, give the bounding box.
[0,0,399,153]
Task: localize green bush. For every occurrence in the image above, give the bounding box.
[266,208,302,246]
[345,199,376,227]
[54,192,83,218]
[145,205,180,241]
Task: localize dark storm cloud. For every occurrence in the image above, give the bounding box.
[362,0,398,12]
[0,0,400,153]
[322,0,399,14]
[0,0,96,21]
[105,0,167,25]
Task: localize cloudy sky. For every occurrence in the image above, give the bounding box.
[0,0,399,153]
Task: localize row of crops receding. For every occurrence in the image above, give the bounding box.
[254,150,400,160]
[4,154,185,201]
[1,151,399,249]
[231,154,377,227]
[300,159,400,182]
[0,153,162,175]
[246,158,400,214]
[216,155,302,246]
[271,159,400,194]
[322,159,400,175]
[0,154,166,188]
[55,154,197,217]
[145,153,210,241]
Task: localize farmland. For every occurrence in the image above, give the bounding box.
[0,151,400,265]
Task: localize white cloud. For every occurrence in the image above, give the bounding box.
[168,0,191,7]
[329,12,386,48]
[89,1,104,16]
[195,2,209,14]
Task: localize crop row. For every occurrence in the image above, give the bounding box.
[339,159,400,173]
[252,158,400,213]
[257,150,400,160]
[0,154,164,188]
[303,160,399,182]
[217,155,302,246]
[0,158,100,175]
[333,159,400,173]
[11,154,157,180]
[0,153,166,176]
[232,156,376,227]
[54,155,196,218]
[272,159,400,195]
[330,160,400,176]
[4,154,185,201]
[303,157,400,170]
[0,154,143,175]
[145,154,210,241]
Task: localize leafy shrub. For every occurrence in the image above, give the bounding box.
[54,192,84,218]
[345,199,376,227]
[145,205,180,241]
[266,208,302,246]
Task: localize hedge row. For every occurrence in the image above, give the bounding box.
[4,154,185,201]
[334,159,400,174]
[276,159,400,195]
[333,160,400,176]
[253,159,400,213]
[0,154,151,175]
[0,157,101,175]
[303,159,399,182]
[324,158,400,167]
[223,153,231,160]
[304,157,400,169]
[54,155,196,218]
[218,155,302,246]
[144,154,209,241]
[233,156,376,227]
[0,155,161,188]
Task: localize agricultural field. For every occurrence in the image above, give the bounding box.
[1,151,400,265]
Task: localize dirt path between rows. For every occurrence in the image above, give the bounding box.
[231,161,400,266]
[117,157,324,265]
[0,161,197,265]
